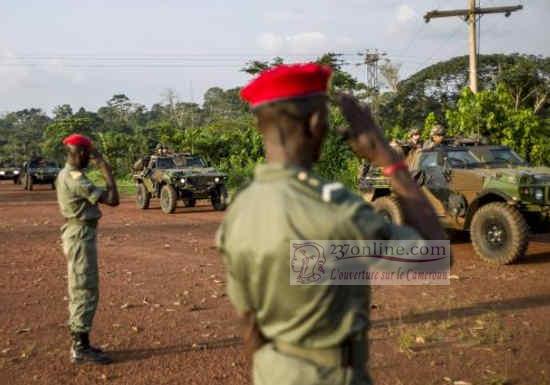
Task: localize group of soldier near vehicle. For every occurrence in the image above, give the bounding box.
[55,63,446,385]
[391,124,447,156]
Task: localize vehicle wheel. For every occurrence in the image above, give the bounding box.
[13,177,18,185]
[136,184,151,209]
[160,185,178,214]
[470,202,528,265]
[372,196,404,225]
[211,185,228,211]
[183,198,196,208]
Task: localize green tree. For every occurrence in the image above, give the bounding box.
[445,85,549,164]
[42,117,95,162]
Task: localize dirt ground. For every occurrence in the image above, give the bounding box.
[1,181,549,385]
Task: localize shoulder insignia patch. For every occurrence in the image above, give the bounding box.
[297,171,308,181]
[69,171,82,180]
[322,182,344,203]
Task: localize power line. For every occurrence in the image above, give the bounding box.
[411,22,465,74]
[424,0,523,92]
[397,0,442,59]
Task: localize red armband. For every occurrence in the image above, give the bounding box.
[382,160,408,177]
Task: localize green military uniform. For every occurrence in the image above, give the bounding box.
[56,163,105,333]
[217,163,421,385]
[423,125,446,150]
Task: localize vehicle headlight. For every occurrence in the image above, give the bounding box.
[180,178,186,184]
[0,171,4,175]
[214,177,220,183]
[14,170,19,174]
[534,188,544,201]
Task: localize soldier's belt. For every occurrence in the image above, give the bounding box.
[66,218,99,227]
[274,337,364,368]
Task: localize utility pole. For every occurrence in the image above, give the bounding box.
[424,1,522,93]
[468,0,478,93]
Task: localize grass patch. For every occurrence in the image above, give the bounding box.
[483,373,511,385]
[87,170,136,196]
[469,312,510,346]
[395,319,458,357]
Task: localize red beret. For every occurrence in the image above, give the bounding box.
[63,134,93,149]
[240,63,332,108]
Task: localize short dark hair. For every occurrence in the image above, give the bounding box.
[254,95,327,136]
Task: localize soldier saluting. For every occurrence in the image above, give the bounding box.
[217,64,445,384]
[56,134,119,364]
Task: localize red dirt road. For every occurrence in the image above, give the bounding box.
[1,181,549,385]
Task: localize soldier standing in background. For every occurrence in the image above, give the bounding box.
[217,63,445,384]
[407,128,423,150]
[56,134,119,364]
[405,128,423,166]
[423,124,446,150]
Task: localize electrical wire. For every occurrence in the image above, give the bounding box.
[410,21,465,74]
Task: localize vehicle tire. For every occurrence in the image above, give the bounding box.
[136,184,151,209]
[372,196,405,225]
[13,177,18,185]
[183,198,196,208]
[470,202,528,265]
[160,185,177,214]
[211,185,228,211]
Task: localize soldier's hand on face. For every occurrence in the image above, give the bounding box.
[336,94,400,167]
[89,147,105,165]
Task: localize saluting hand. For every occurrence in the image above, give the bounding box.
[336,93,401,167]
[89,147,105,166]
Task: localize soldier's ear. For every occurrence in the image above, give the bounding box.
[308,109,327,138]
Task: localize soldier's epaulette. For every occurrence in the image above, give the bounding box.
[294,170,350,204]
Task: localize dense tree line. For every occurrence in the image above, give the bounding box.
[0,53,548,189]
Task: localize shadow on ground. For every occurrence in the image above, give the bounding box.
[372,293,550,328]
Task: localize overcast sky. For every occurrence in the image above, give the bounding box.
[0,0,547,114]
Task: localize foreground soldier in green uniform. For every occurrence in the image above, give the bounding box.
[56,134,119,364]
[217,64,445,384]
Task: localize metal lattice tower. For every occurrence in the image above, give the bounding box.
[356,49,386,92]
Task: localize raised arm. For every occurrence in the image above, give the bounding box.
[91,149,119,207]
[337,94,446,240]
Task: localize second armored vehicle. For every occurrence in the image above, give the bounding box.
[133,153,228,214]
[360,144,550,265]
[20,158,60,190]
[0,161,21,184]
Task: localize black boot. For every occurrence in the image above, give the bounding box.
[70,332,112,365]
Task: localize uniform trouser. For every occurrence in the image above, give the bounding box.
[253,343,372,385]
[61,222,99,333]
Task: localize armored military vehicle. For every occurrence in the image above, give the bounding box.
[20,158,60,190]
[133,153,228,214]
[360,144,550,265]
[0,161,21,184]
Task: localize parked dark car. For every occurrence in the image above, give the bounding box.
[20,158,60,190]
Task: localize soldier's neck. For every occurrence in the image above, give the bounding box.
[66,158,83,170]
[264,146,314,170]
